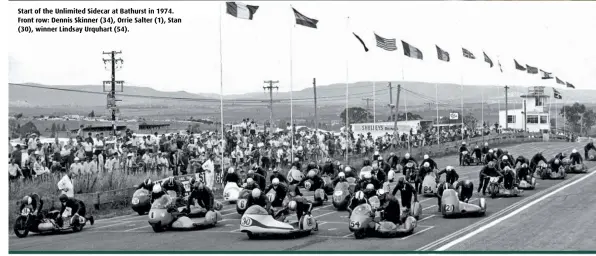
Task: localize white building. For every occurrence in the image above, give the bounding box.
[499,86,550,133]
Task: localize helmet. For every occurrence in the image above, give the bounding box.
[363,172,372,179]
[555,159,560,164]
[153,183,162,193]
[405,153,411,159]
[288,201,297,211]
[376,189,385,197]
[22,196,32,205]
[484,142,488,146]
[197,183,205,191]
[365,183,375,191]
[522,163,528,168]
[489,149,494,153]
[504,150,509,155]
[424,154,429,160]
[246,178,254,184]
[488,161,495,168]
[397,177,405,185]
[388,170,395,181]
[251,188,262,199]
[378,156,383,161]
[504,166,511,171]
[475,145,479,149]
[572,149,578,154]
[446,166,454,171]
[423,162,430,168]
[272,168,279,173]
[144,179,152,186]
[272,178,280,186]
[228,167,235,174]
[308,170,316,178]
[374,151,379,155]
[502,156,508,160]
[248,169,254,174]
[59,194,69,203]
[338,172,345,178]
[463,180,473,189]
[345,167,352,172]
[355,191,365,200]
[462,141,466,145]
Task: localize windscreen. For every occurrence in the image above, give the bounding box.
[352,203,371,216]
[151,195,172,209]
[133,188,149,197]
[244,205,269,215]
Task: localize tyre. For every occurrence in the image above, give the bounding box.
[72,224,83,233]
[151,224,165,233]
[354,230,366,239]
[13,216,30,238]
[246,231,257,239]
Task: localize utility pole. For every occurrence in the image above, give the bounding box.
[362,97,373,122]
[393,84,401,143]
[263,80,279,137]
[388,82,394,121]
[103,51,123,136]
[504,85,509,129]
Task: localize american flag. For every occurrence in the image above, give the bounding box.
[374,33,397,51]
[462,48,475,59]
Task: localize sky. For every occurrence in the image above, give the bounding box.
[8,1,596,96]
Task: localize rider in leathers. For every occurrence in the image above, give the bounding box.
[162,177,185,197]
[264,178,288,207]
[478,161,503,195]
[344,166,358,179]
[569,149,583,165]
[548,158,563,173]
[436,166,459,185]
[136,179,154,191]
[347,191,370,217]
[473,146,482,162]
[376,189,402,225]
[530,152,548,171]
[246,188,272,214]
[268,168,288,184]
[184,183,214,214]
[516,163,532,183]
[515,155,530,168]
[356,172,382,191]
[392,177,419,210]
[584,141,595,159]
[498,156,513,172]
[417,163,434,193]
[420,154,438,170]
[459,142,469,166]
[485,149,497,164]
[247,170,267,191]
[58,194,94,227]
[299,170,325,191]
[454,180,474,202]
[20,194,43,220]
[501,166,516,190]
[400,153,418,172]
[481,142,490,163]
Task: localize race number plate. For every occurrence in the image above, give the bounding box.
[149,211,155,219]
[183,182,191,192]
[444,204,454,213]
[424,186,431,193]
[349,220,360,228]
[238,199,246,210]
[240,216,252,227]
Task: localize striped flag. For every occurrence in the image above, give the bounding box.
[566,82,575,89]
[514,60,526,71]
[436,45,450,62]
[292,8,318,29]
[553,89,562,99]
[374,33,397,51]
[556,77,565,85]
[498,60,503,73]
[483,52,493,67]
[526,65,538,74]
[462,48,475,59]
[540,69,553,80]
[226,2,259,20]
[353,33,369,52]
[402,41,423,60]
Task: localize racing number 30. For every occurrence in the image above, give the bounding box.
[240,216,252,226]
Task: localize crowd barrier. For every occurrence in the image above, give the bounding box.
[10,132,569,212]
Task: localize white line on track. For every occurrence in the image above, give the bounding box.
[436,166,596,251]
[401,226,435,240]
[87,221,133,231]
[418,215,435,222]
[314,211,336,219]
[327,228,337,231]
[122,225,150,232]
[342,233,354,238]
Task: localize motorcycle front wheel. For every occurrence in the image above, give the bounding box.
[354,230,366,239]
[13,216,30,238]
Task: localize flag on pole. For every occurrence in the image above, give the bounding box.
[353,33,369,52]
[226,2,259,20]
[556,77,565,85]
[462,48,475,59]
[436,45,450,62]
[498,60,503,72]
[553,89,562,99]
[483,52,493,67]
[402,41,423,60]
[566,82,575,89]
[526,65,538,74]
[292,8,318,29]
[514,59,526,71]
[540,69,553,79]
[374,33,397,51]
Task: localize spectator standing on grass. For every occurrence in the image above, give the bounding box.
[202,154,215,189]
[9,158,23,181]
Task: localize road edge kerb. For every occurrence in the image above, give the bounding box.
[436,166,596,251]
[417,166,595,251]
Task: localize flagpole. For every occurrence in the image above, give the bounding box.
[219,2,225,175]
[481,86,484,143]
[373,81,376,123]
[345,16,350,165]
[435,83,440,146]
[556,97,558,133]
[401,60,409,153]
[460,75,464,141]
[289,7,294,163]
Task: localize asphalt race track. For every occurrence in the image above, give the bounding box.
[10,142,595,252]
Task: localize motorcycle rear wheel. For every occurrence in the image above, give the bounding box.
[13,216,29,238]
[151,224,165,233]
[354,230,366,239]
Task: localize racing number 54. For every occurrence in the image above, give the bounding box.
[349,221,360,228]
